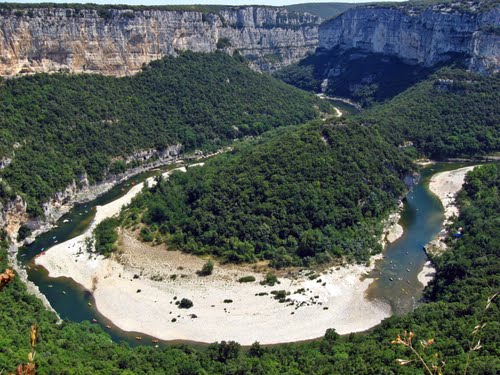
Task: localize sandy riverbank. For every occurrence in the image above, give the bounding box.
[421,165,479,280]
[417,261,436,288]
[428,166,477,224]
[382,208,404,246]
[38,230,390,345]
[36,162,393,344]
[35,166,186,288]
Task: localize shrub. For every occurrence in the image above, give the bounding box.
[93,218,119,256]
[271,290,287,300]
[216,37,231,49]
[238,275,256,283]
[260,272,278,286]
[197,260,214,276]
[140,227,154,242]
[178,298,193,309]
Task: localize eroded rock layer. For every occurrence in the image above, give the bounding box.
[319,2,499,74]
[0,6,320,76]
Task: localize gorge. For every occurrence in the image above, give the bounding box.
[1,1,498,78]
[0,1,498,373]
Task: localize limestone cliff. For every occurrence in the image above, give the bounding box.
[0,6,319,76]
[319,1,499,74]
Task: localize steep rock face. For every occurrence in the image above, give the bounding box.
[0,6,319,75]
[0,195,28,239]
[319,4,499,74]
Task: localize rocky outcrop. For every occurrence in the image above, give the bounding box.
[0,6,319,75]
[382,211,404,246]
[0,268,14,290]
[0,144,182,243]
[0,195,29,239]
[319,2,500,74]
[123,144,182,165]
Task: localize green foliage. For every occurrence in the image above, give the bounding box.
[1,164,498,373]
[197,260,214,276]
[0,3,234,15]
[277,62,499,159]
[261,272,278,286]
[274,47,445,105]
[93,218,119,257]
[371,0,498,14]
[16,224,31,242]
[121,120,411,266]
[0,165,500,375]
[0,52,323,215]
[238,276,256,283]
[364,68,500,159]
[216,37,231,49]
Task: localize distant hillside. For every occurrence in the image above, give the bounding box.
[276,65,499,159]
[285,2,361,20]
[0,52,324,216]
[365,68,500,159]
[274,48,444,105]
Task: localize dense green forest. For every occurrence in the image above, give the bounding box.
[0,52,325,216]
[102,67,499,266]
[276,64,499,159]
[364,69,500,159]
[1,164,498,374]
[112,121,412,267]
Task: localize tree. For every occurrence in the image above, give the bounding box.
[178,298,193,309]
[197,260,214,276]
[208,341,241,363]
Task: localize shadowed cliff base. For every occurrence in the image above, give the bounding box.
[274,48,467,106]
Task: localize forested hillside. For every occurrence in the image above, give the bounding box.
[115,121,412,267]
[1,164,497,374]
[0,52,324,216]
[365,69,500,159]
[277,64,500,159]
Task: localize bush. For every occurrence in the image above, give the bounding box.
[260,272,278,286]
[197,260,214,276]
[140,227,154,242]
[93,218,119,256]
[238,275,256,283]
[178,298,193,309]
[271,290,287,300]
[216,37,231,49]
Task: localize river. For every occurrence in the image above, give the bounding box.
[17,162,472,345]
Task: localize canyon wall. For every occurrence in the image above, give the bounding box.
[0,6,319,76]
[319,2,499,74]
